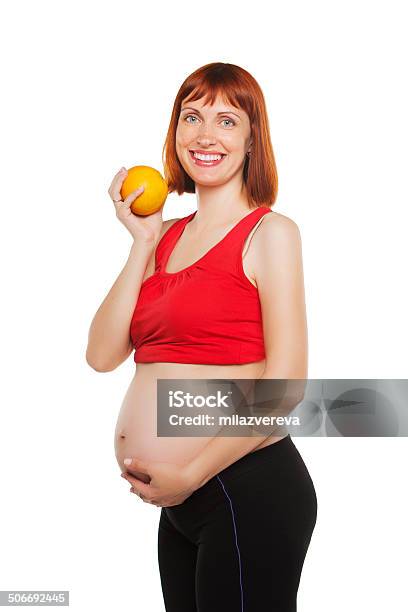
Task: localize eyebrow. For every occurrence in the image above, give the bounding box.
[180,106,241,119]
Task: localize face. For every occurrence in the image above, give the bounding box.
[175,93,252,187]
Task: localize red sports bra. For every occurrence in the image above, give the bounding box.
[130,206,272,365]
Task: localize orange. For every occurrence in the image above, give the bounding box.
[120,165,168,216]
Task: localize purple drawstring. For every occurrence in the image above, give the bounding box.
[216,474,244,612]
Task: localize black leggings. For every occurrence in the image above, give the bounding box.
[157,434,317,612]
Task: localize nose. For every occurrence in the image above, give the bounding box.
[196,123,216,147]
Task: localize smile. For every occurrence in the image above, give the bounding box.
[189,150,227,167]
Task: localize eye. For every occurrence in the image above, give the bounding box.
[221,118,235,127]
[185,114,199,123]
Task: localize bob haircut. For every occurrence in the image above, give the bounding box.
[162,62,278,209]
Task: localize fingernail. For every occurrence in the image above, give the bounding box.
[124,458,132,465]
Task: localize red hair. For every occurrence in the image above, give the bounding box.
[162,62,278,209]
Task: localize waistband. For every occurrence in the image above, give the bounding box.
[180,434,294,508]
[215,433,293,484]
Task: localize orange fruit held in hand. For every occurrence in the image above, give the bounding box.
[120,165,168,216]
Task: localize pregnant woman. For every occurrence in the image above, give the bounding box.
[86,62,317,611]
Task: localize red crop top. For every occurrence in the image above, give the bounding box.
[130,206,272,365]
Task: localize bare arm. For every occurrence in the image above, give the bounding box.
[85,239,155,372]
[86,213,180,372]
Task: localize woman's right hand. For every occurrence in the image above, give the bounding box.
[108,167,163,243]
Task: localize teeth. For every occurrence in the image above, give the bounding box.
[193,152,223,161]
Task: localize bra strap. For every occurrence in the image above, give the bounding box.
[203,206,273,274]
[154,216,192,272]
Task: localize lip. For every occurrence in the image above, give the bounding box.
[188,150,227,167]
[190,149,226,155]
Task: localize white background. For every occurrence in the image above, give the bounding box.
[1,1,407,610]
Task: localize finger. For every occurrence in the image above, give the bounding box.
[122,186,145,208]
[122,474,151,498]
[131,489,152,504]
[108,167,128,201]
[107,168,125,194]
[108,167,127,195]
[114,186,145,216]
[121,472,147,487]
[123,457,149,472]
[130,486,144,500]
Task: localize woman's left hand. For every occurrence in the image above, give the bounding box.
[120,458,197,507]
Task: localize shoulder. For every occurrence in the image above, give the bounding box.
[250,210,303,278]
[157,217,182,241]
[254,210,302,252]
[259,210,301,238]
[162,216,182,231]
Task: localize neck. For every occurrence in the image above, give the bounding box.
[193,174,251,230]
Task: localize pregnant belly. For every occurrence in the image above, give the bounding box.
[114,360,272,480]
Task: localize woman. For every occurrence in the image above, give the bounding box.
[86,62,317,612]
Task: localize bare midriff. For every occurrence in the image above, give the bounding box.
[114,360,286,481]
